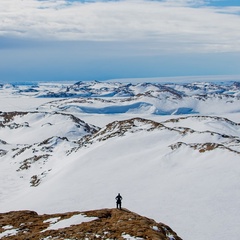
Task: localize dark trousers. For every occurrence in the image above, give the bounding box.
[116,201,122,209]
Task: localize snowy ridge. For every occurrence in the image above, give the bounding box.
[170,141,240,155]
[163,115,240,137]
[0,111,99,189]
[71,117,240,154]
[89,118,165,141]
[0,111,99,143]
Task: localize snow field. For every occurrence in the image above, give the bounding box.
[1,128,240,240]
[1,81,240,240]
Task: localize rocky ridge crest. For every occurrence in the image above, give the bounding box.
[0,208,182,240]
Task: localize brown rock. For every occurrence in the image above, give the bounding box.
[0,208,182,239]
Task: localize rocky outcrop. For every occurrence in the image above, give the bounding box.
[0,208,182,240]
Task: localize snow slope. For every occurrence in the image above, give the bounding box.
[1,118,240,240]
[0,80,240,240]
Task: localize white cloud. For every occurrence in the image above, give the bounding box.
[161,0,207,7]
[0,0,240,53]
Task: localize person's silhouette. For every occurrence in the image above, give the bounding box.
[115,193,122,210]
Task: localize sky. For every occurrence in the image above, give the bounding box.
[0,0,240,82]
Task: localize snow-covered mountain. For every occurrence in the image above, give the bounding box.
[0,80,240,240]
[1,80,240,116]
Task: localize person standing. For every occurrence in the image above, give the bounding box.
[115,193,122,210]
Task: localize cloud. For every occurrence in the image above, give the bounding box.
[161,0,207,7]
[0,0,240,53]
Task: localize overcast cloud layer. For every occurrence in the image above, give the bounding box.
[0,0,240,82]
[1,0,240,52]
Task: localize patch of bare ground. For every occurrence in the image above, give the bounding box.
[170,142,240,154]
[0,112,28,125]
[163,115,240,126]
[0,208,182,240]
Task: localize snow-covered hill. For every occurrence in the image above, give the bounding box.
[0,80,240,240]
[1,80,240,116]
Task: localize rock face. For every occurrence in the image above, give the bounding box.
[0,208,182,239]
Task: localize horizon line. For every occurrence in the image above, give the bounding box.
[1,74,240,85]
